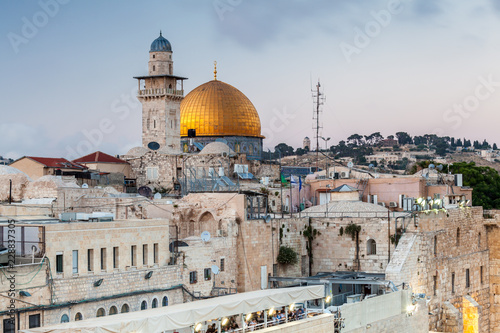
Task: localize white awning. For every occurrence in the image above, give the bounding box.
[23,285,324,333]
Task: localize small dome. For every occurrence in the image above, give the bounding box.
[126,147,148,157]
[0,165,29,177]
[150,32,172,52]
[199,142,235,156]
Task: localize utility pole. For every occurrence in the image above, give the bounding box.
[312,81,324,173]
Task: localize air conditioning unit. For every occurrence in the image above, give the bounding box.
[378,202,386,207]
[389,202,398,208]
[341,171,349,179]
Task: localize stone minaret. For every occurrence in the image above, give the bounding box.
[134,32,187,153]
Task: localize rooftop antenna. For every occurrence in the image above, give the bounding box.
[312,79,325,172]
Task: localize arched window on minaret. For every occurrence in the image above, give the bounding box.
[153,65,156,72]
[153,119,157,129]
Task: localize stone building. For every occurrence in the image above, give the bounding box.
[9,157,87,180]
[303,137,311,150]
[134,32,187,153]
[0,217,183,330]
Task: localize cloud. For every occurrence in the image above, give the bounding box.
[212,0,376,49]
[411,0,445,16]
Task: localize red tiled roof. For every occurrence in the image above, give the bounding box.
[25,157,87,170]
[72,151,128,164]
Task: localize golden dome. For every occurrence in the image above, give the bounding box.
[180,80,262,138]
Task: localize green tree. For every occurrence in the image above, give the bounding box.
[450,162,500,209]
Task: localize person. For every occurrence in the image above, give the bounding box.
[206,323,216,333]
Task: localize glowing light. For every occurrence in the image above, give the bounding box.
[434,199,441,205]
[245,313,252,321]
[222,318,229,326]
[194,323,203,332]
[269,308,275,316]
[417,198,424,204]
[289,303,295,311]
[325,296,332,303]
[428,199,434,206]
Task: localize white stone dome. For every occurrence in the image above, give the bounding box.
[199,142,235,156]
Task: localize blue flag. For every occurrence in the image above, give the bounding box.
[299,176,302,191]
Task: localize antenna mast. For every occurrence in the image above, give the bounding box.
[312,80,325,172]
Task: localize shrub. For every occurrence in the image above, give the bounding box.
[277,246,298,265]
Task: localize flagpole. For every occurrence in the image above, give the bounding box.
[290,175,293,218]
[299,177,301,218]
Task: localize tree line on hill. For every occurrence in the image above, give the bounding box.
[263,132,497,165]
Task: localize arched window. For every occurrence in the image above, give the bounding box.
[96,308,105,317]
[75,313,83,321]
[152,298,158,308]
[456,228,460,246]
[162,296,169,307]
[109,306,118,315]
[121,304,130,313]
[367,239,376,255]
[60,314,69,323]
[434,236,437,256]
[153,65,156,71]
[141,300,147,310]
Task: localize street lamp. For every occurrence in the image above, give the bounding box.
[320,137,331,175]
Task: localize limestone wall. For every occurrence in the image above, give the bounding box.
[387,207,490,332]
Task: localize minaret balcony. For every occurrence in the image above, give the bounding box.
[138,88,184,97]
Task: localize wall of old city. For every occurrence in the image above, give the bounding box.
[277,216,395,275]
[387,207,490,332]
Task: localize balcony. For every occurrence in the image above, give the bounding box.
[138,88,184,97]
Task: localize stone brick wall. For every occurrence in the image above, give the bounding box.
[276,216,395,276]
[387,207,490,332]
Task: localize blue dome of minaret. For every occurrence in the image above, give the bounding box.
[150,31,172,52]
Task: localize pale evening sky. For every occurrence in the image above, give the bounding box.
[1,0,500,159]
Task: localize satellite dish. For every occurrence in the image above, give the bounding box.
[138,186,153,198]
[368,164,374,169]
[437,164,443,171]
[153,193,162,200]
[81,183,89,189]
[201,231,211,242]
[212,265,220,275]
[264,215,272,223]
[429,164,435,169]
[148,141,161,150]
[347,161,354,169]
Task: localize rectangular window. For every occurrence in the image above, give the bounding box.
[146,167,159,180]
[113,247,119,269]
[4,318,15,333]
[100,248,107,271]
[56,253,63,273]
[28,314,41,328]
[131,245,137,267]
[153,243,159,264]
[481,266,484,284]
[87,249,94,272]
[466,268,470,288]
[143,244,148,266]
[190,271,198,284]
[72,250,78,274]
[433,275,437,296]
[451,273,455,294]
[220,258,225,272]
[204,268,212,281]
